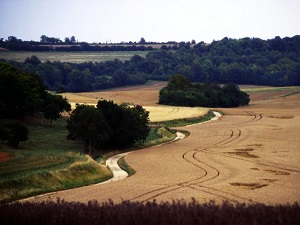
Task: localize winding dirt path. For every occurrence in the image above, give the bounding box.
[28,86,300,205]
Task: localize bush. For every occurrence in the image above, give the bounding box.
[0,122,28,147]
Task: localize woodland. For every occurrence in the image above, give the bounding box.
[0,35,299,92]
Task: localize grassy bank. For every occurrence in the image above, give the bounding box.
[0,118,112,203]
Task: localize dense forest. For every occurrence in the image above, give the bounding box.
[159,75,250,107]
[1,36,299,92]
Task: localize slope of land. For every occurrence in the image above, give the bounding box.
[27,84,300,205]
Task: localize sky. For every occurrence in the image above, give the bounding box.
[0,0,300,44]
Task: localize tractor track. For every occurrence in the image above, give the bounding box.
[130,111,294,203]
[130,126,249,203]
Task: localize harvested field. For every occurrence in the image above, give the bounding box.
[27,84,300,205]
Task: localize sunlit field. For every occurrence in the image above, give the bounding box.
[144,106,208,122]
[0,51,148,63]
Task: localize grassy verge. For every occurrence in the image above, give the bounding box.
[0,117,112,203]
[117,157,136,176]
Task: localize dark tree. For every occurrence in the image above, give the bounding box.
[66,105,110,154]
[43,104,61,125]
[139,37,146,44]
[24,55,41,66]
[3,122,28,147]
[0,62,46,118]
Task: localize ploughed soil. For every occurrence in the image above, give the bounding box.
[29,83,300,205]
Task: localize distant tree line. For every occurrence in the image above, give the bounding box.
[1,35,299,91]
[67,101,150,154]
[159,75,250,107]
[0,35,191,51]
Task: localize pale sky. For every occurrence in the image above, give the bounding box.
[0,0,299,43]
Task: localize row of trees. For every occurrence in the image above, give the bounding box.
[1,36,299,91]
[159,75,250,107]
[67,101,150,154]
[0,35,193,51]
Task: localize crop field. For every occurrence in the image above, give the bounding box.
[25,84,300,206]
[62,82,208,122]
[0,51,148,63]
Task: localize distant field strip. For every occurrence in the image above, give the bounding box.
[0,51,148,63]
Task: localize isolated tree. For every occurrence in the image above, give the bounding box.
[66,105,110,154]
[43,93,71,124]
[43,104,60,125]
[139,37,146,44]
[24,55,41,66]
[70,36,76,44]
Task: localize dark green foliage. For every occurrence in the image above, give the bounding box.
[159,75,250,107]
[43,93,71,124]
[67,101,150,153]
[1,36,299,93]
[97,100,150,149]
[24,55,41,66]
[0,122,28,147]
[0,63,46,118]
[66,105,110,154]
[1,200,299,225]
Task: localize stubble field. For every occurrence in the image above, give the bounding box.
[29,83,300,205]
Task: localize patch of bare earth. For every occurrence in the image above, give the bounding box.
[28,84,300,205]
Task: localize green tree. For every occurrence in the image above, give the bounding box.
[43,93,71,125]
[97,100,150,148]
[43,104,60,126]
[0,62,45,118]
[66,105,110,154]
[167,74,192,90]
[24,55,41,66]
[4,122,28,147]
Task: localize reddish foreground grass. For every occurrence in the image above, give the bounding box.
[0,152,13,162]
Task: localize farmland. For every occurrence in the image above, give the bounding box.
[0,51,148,63]
[24,84,300,205]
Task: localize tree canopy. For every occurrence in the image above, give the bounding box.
[0,62,46,118]
[159,75,250,107]
[1,35,300,92]
[66,100,150,154]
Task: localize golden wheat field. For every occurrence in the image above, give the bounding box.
[62,82,208,122]
[32,83,300,205]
